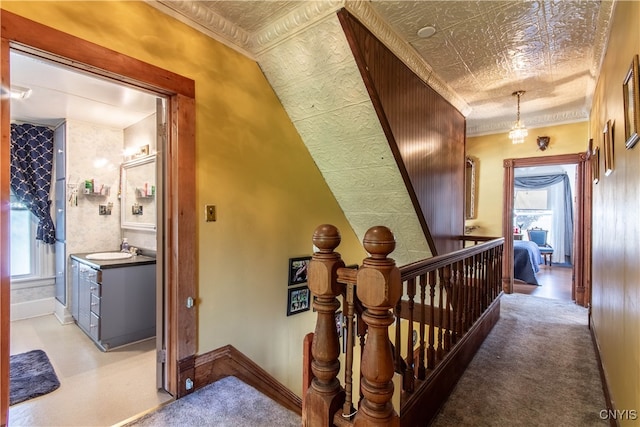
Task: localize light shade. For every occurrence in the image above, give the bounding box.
[509,90,527,144]
[509,123,528,144]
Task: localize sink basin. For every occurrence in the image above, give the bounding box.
[86,252,132,260]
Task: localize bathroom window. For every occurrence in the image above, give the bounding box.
[10,190,36,277]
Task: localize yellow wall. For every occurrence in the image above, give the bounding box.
[3,1,368,397]
[589,1,640,423]
[466,122,588,237]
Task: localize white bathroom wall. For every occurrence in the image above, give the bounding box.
[123,112,156,155]
[66,119,123,255]
[123,113,157,252]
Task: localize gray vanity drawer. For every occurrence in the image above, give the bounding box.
[89,281,101,297]
[90,293,101,316]
[89,312,100,341]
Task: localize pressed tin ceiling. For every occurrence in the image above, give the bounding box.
[154,0,614,136]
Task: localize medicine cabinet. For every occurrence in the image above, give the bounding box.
[121,155,156,230]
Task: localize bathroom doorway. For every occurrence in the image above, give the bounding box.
[1,11,197,425]
[7,49,169,425]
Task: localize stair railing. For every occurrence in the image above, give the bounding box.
[303,224,504,427]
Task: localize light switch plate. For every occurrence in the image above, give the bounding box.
[205,205,216,222]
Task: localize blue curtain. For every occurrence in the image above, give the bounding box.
[10,123,56,244]
[514,174,573,258]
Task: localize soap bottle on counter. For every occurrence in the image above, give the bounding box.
[121,238,130,253]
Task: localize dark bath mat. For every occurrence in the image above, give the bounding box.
[10,349,60,405]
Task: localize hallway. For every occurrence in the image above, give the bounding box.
[431,292,607,426]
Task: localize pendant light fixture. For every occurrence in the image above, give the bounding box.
[508,90,528,144]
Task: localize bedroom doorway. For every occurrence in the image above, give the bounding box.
[502,153,591,307]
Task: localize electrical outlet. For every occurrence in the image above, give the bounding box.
[205,205,216,222]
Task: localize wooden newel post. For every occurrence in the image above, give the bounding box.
[303,224,345,427]
[354,226,401,427]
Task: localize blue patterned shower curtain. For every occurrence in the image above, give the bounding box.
[10,123,56,244]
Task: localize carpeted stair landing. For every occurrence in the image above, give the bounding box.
[123,376,300,427]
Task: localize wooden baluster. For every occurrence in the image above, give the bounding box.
[471,254,478,322]
[496,247,502,297]
[480,255,484,312]
[455,260,464,343]
[464,258,471,331]
[427,270,436,369]
[303,224,345,427]
[417,274,426,379]
[441,265,450,355]
[487,250,493,300]
[436,266,442,361]
[358,316,366,402]
[404,277,416,393]
[479,253,485,312]
[394,300,402,373]
[342,282,356,419]
[487,249,493,301]
[471,257,477,323]
[354,226,401,427]
[482,252,489,310]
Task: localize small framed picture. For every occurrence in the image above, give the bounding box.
[288,256,311,286]
[603,120,614,176]
[592,146,600,184]
[623,55,640,149]
[287,286,310,316]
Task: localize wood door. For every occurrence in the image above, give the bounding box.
[0,11,197,425]
[502,153,591,307]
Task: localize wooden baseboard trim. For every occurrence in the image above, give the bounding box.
[181,345,302,414]
[589,315,617,427]
[400,293,502,426]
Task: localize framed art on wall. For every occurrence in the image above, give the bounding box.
[603,120,614,176]
[288,256,311,285]
[623,54,640,149]
[287,286,310,316]
[592,146,600,184]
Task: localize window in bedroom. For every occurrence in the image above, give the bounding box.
[514,189,553,240]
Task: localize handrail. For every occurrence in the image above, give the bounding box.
[400,238,504,279]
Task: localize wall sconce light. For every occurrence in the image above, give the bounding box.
[537,136,550,151]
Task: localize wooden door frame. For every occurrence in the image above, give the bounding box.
[502,152,591,306]
[1,11,197,425]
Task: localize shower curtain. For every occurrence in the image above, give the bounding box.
[10,123,56,244]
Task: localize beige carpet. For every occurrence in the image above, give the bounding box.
[431,293,608,427]
[123,376,300,427]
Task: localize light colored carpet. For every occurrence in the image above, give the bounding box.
[431,293,608,427]
[124,376,300,427]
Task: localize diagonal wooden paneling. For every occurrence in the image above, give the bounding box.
[339,10,466,256]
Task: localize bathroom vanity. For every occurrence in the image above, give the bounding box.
[70,253,156,351]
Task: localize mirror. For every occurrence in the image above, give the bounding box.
[465,156,477,219]
[121,155,156,230]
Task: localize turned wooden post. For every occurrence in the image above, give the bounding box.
[354,226,401,427]
[303,224,345,427]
